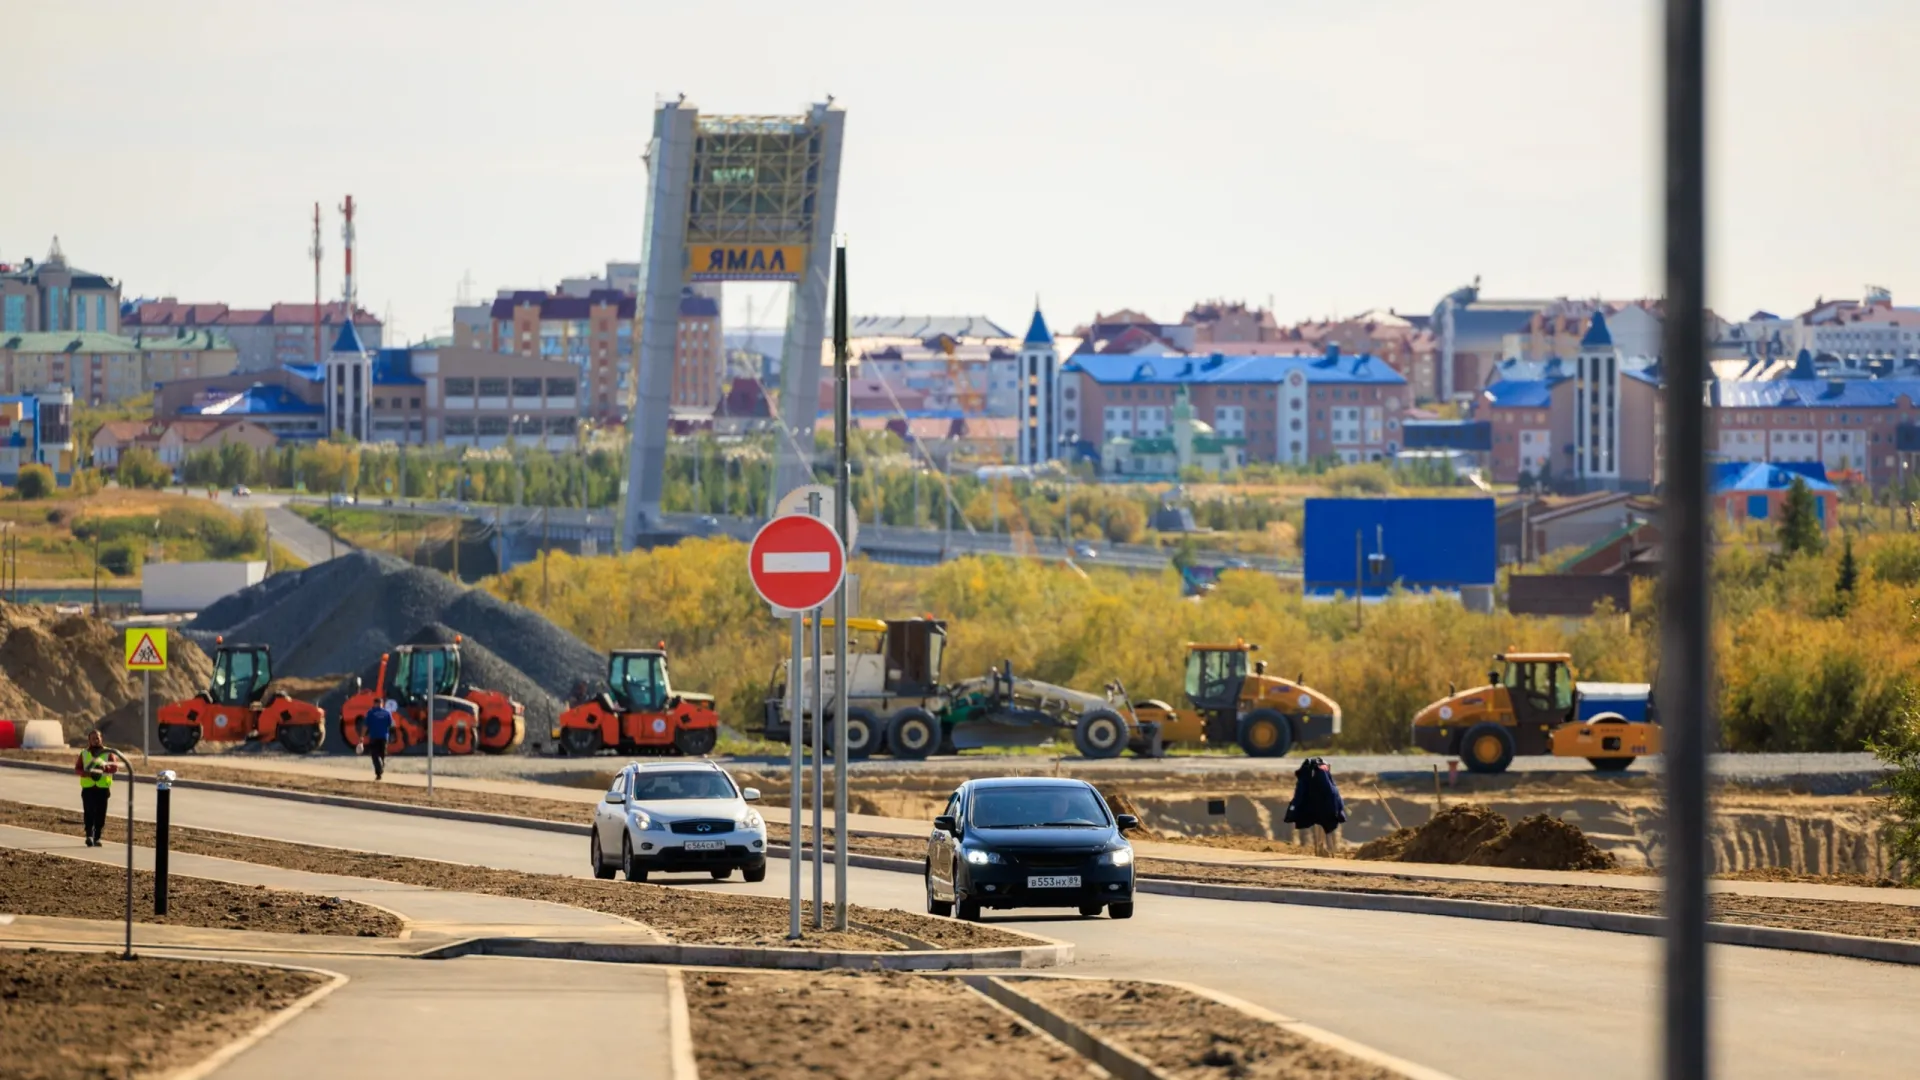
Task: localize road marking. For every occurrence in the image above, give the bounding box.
[763,552,831,573]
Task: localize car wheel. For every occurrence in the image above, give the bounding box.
[1078,903,1104,917]
[742,863,767,883]
[956,895,981,922]
[590,831,615,880]
[926,868,953,917]
[1108,902,1135,919]
[622,836,647,882]
[710,868,732,880]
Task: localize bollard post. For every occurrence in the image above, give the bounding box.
[104,750,135,959]
[154,770,176,916]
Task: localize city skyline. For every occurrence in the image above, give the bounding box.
[8,0,1917,342]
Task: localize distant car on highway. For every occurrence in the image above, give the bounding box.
[696,514,721,532]
[1222,557,1253,570]
[590,760,767,884]
[231,484,251,497]
[925,777,1135,921]
[1072,541,1099,560]
[328,493,356,507]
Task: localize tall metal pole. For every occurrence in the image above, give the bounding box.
[425,651,437,797]
[811,603,824,929]
[141,670,150,764]
[832,241,852,929]
[1660,1,1710,1077]
[787,612,804,939]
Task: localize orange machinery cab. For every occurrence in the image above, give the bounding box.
[340,642,524,756]
[1409,651,1659,774]
[553,648,718,757]
[156,640,325,754]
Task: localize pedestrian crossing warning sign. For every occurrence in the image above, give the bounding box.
[124,629,167,671]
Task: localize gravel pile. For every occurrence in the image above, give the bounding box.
[188,551,599,752]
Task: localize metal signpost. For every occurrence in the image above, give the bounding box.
[747,512,846,938]
[97,748,135,959]
[1661,0,1710,1076]
[831,240,851,931]
[124,628,168,763]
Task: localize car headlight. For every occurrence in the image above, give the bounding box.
[964,848,1004,866]
[737,810,763,830]
[630,810,661,832]
[1101,847,1134,867]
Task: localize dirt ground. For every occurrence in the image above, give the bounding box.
[1020,977,1399,1079]
[0,847,400,937]
[0,799,1032,953]
[1,948,322,1080]
[683,969,1092,1080]
[1354,804,1619,872]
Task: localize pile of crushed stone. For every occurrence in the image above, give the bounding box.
[0,604,214,743]
[185,550,601,748]
[1356,804,1617,872]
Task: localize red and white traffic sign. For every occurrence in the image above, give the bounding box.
[749,514,845,612]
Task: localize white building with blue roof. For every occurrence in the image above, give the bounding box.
[1061,343,1410,467]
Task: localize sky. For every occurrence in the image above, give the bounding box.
[7,0,1917,342]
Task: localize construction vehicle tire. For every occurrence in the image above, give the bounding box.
[1461,722,1515,774]
[559,726,602,757]
[1074,708,1130,759]
[446,721,475,755]
[480,714,510,750]
[673,725,718,757]
[886,708,940,760]
[276,723,323,755]
[1236,709,1294,757]
[830,708,881,760]
[157,724,201,755]
[1589,757,1634,772]
[590,832,616,879]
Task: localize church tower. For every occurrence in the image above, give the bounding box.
[326,319,371,441]
[1018,302,1059,465]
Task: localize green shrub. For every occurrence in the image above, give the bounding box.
[14,464,56,500]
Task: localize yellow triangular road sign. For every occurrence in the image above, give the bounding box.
[125,629,168,670]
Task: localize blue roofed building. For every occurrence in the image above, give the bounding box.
[1710,375,1920,488]
[1061,343,1410,466]
[1711,461,1837,529]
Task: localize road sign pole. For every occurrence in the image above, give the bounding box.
[426,655,436,797]
[787,611,804,940]
[811,601,824,930]
[142,670,150,764]
[832,240,851,930]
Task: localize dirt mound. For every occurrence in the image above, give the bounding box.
[1356,804,1617,872]
[1095,785,1169,841]
[0,604,213,744]
[189,550,601,752]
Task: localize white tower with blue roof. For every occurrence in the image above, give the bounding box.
[1018,301,1059,465]
[325,319,371,442]
[1574,310,1620,489]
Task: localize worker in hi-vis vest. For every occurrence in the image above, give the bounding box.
[74,731,118,846]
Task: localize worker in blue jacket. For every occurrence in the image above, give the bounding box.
[360,700,395,780]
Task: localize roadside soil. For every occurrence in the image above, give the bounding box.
[759,824,1920,942]
[0,799,1033,953]
[0,847,400,937]
[683,969,1091,1080]
[1,948,322,1080]
[1019,977,1399,1080]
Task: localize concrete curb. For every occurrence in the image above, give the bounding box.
[164,960,350,1080]
[664,968,701,1080]
[416,934,1072,970]
[0,758,588,837]
[963,975,1167,1080]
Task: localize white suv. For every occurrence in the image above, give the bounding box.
[590,761,767,883]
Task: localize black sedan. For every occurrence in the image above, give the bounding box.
[924,777,1137,920]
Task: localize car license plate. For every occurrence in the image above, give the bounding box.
[683,840,725,851]
[1027,875,1081,889]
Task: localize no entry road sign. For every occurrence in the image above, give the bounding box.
[749,514,845,612]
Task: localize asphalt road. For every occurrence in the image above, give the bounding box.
[4,769,1913,1080]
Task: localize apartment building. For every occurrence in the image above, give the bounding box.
[121,299,383,372]
[0,240,121,335]
[1,330,237,404]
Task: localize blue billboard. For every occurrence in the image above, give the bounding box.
[1303,497,1496,597]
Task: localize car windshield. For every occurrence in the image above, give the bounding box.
[630,771,735,801]
[969,786,1110,829]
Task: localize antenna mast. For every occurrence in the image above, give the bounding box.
[339,195,356,315]
[310,203,323,366]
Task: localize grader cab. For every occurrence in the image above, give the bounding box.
[1130,641,1342,757]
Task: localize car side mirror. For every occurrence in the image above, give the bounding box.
[933,814,957,834]
[741,787,761,802]
[603,791,626,804]
[1116,814,1140,832]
